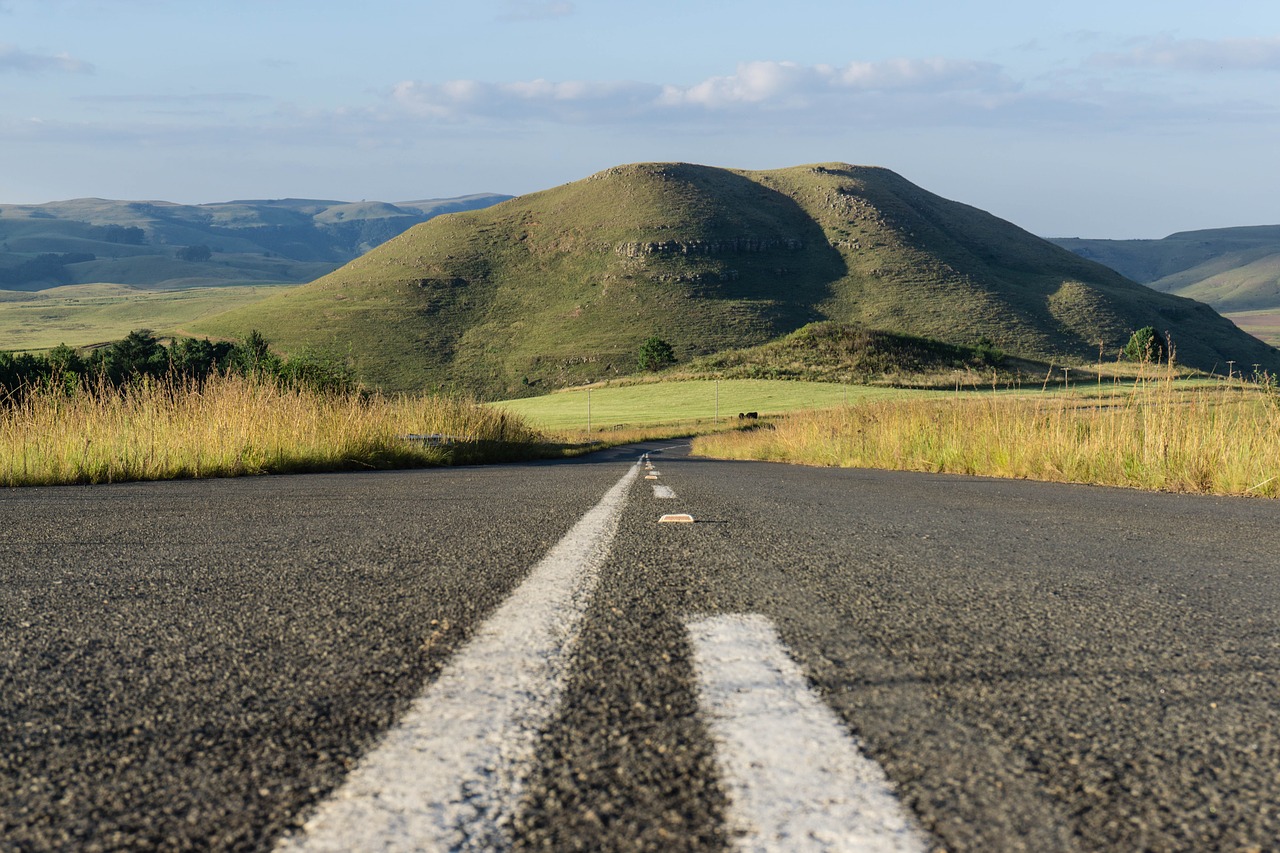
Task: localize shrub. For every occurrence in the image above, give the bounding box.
[638,336,676,371]
[1123,327,1168,363]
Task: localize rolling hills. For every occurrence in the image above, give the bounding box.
[1051,226,1280,313]
[192,162,1279,396]
[0,194,510,291]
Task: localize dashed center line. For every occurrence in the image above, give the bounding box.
[277,455,924,850]
[276,462,640,852]
[687,613,930,852]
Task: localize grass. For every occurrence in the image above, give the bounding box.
[0,283,290,351]
[0,373,543,487]
[1223,309,1280,346]
[492,378,943,432]
[10,361,1274,496]
[693,368,1280,498]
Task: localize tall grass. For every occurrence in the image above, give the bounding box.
[0,373,543,487]
[693,369,1280,498]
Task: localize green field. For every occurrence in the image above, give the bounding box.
[494,370,1230,435]
[1224,309,1280,346]
[492,379,945,431]
[0,283,290,351]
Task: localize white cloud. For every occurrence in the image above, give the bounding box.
[390,57,1016,123]
[660,58,1013,108]
[391,77,661,121]
[74,92,270,105]
[1093,36,1280,72]
[0,43,92,74]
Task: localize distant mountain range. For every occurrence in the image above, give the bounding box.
[1050,226,1280,313]
[0,194,512,291]
[190,162,1278,396]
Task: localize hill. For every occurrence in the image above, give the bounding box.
[0,193,510,291]
[193,162,1278,396]
[1050,226,1280,313]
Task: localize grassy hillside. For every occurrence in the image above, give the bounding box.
[194,162,1278,396]
[680,322,1015,384]
[0,194,510,291]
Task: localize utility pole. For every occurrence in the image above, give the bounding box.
[587,388,591,433]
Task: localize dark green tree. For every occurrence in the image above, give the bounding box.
[1123,326,1167,363]
[232,330,279,376]
[46,342,85,376]
[169,336,234,380]
[0,351,47,392]
[637,336,676,372]
[101,329,167,381]
[177,245,212,262]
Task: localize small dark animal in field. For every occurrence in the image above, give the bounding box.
[738,411,758,420]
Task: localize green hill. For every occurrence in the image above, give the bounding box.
[194,162,1278,396]
[1051,226,1280,312]
[0,194,510,291]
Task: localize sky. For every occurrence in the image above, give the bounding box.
[1,0,1278,238]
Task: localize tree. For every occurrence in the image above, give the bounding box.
[46,343,85,376]
[177,245,212,262]
[232,329,279,376]
[1123,326,1167,363]
[98,225,145,245]
[101,329,167,381]
[169,336,234,380]
[637,336,676,372]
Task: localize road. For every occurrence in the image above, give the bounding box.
[3,442,1280,851]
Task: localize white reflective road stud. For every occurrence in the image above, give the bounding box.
[277,462,641,852]
[658,513,695,523]
[687,613,930,853]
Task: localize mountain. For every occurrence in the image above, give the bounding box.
[193,162,1279,396]
[1050,226,1280,313]
[0,194,511,291]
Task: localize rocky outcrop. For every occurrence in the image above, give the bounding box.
[615,237,803,258]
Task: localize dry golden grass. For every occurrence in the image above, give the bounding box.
[0,373,543,487]
[694,369,1280,498]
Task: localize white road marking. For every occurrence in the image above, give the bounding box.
[653,484,677,499]
[276,462,641,853]
[687,614,930,853]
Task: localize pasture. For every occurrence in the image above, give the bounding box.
[0,283,289,352]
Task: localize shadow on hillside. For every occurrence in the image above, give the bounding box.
[647,165,849,338]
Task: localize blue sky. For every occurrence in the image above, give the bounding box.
[1,0,1277,237]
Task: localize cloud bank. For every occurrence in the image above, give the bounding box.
[0,43,92,74]
[1093,36,1280,72]
[390,57,1017,123]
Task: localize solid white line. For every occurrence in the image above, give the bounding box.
[653,484,677,499]
[687,614,930,853]
[277,462,641,853]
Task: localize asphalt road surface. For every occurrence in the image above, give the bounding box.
[4,442,1280,851]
